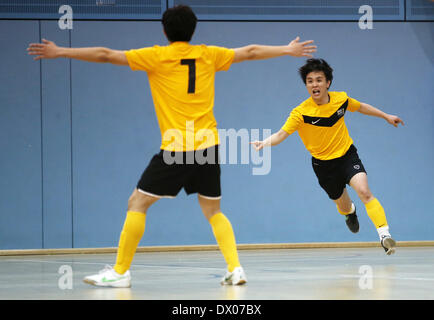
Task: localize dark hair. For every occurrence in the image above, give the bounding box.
[162,5,197,42]
[298,59,333,87]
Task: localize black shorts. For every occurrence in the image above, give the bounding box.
[312,144,367,200]
[137,145,221,199]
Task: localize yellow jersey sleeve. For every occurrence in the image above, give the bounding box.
[347,96,361,112]
[125,46,160,72]
[208,46,235,71]
[281,108,303,135]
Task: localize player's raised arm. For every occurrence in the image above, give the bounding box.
[358,102,404,127]
[27,39,129,65]
[250,129,290,151]
[232,36,316,64]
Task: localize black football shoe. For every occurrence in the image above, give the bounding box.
[345,207,359,233]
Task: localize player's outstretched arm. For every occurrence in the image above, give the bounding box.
[250,129,289,151]
[358,102,404,127]
[232,36,316,64]
[27,39,128,65]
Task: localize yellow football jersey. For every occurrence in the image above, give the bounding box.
[281,91,361,160]
[125,42,235,151]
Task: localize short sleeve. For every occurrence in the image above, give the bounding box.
[281,108,303,135]
[347,96,361,112]
[125,46,159,72]
[208,46,235,72]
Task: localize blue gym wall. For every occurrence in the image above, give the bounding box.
[0,18,433,249]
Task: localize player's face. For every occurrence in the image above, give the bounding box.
[305,71,331,104]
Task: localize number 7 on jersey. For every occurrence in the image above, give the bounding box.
[181,59,196,94]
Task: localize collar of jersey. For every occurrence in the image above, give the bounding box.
[309,93,332,107]
[170,41,190,46]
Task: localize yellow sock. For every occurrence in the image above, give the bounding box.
[114,211,146,275]
[209,212,241,272]
[365,198,388,228]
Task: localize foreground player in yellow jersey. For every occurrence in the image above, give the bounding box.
[251,58,403,255]
[28,5,316,287]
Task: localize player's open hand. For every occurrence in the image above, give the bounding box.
[386,114,404,127]
[288,36,317,58]
[27,39,59,60]
[250,140,265,151]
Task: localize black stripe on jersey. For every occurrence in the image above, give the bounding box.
[302,99,348,127]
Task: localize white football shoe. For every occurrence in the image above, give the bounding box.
[83,265,131,288]
[220,266,247,285]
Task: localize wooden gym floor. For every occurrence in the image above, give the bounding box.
[1,244,433,300]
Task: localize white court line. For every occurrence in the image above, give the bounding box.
[0,259,223,271]
[340,275,434,282]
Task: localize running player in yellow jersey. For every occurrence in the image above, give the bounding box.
[251,59,404,255]
[28,5,316,287]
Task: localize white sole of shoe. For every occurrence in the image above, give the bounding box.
[83,278,131,288]
[221,278,247,286]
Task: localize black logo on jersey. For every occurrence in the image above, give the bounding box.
[302,99,348,127]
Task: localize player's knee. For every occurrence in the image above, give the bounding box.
[198,195,221,219]
[202,210,219,223]
[200,204,221,221]
[358,188,373,203]
[128,191,157,212]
